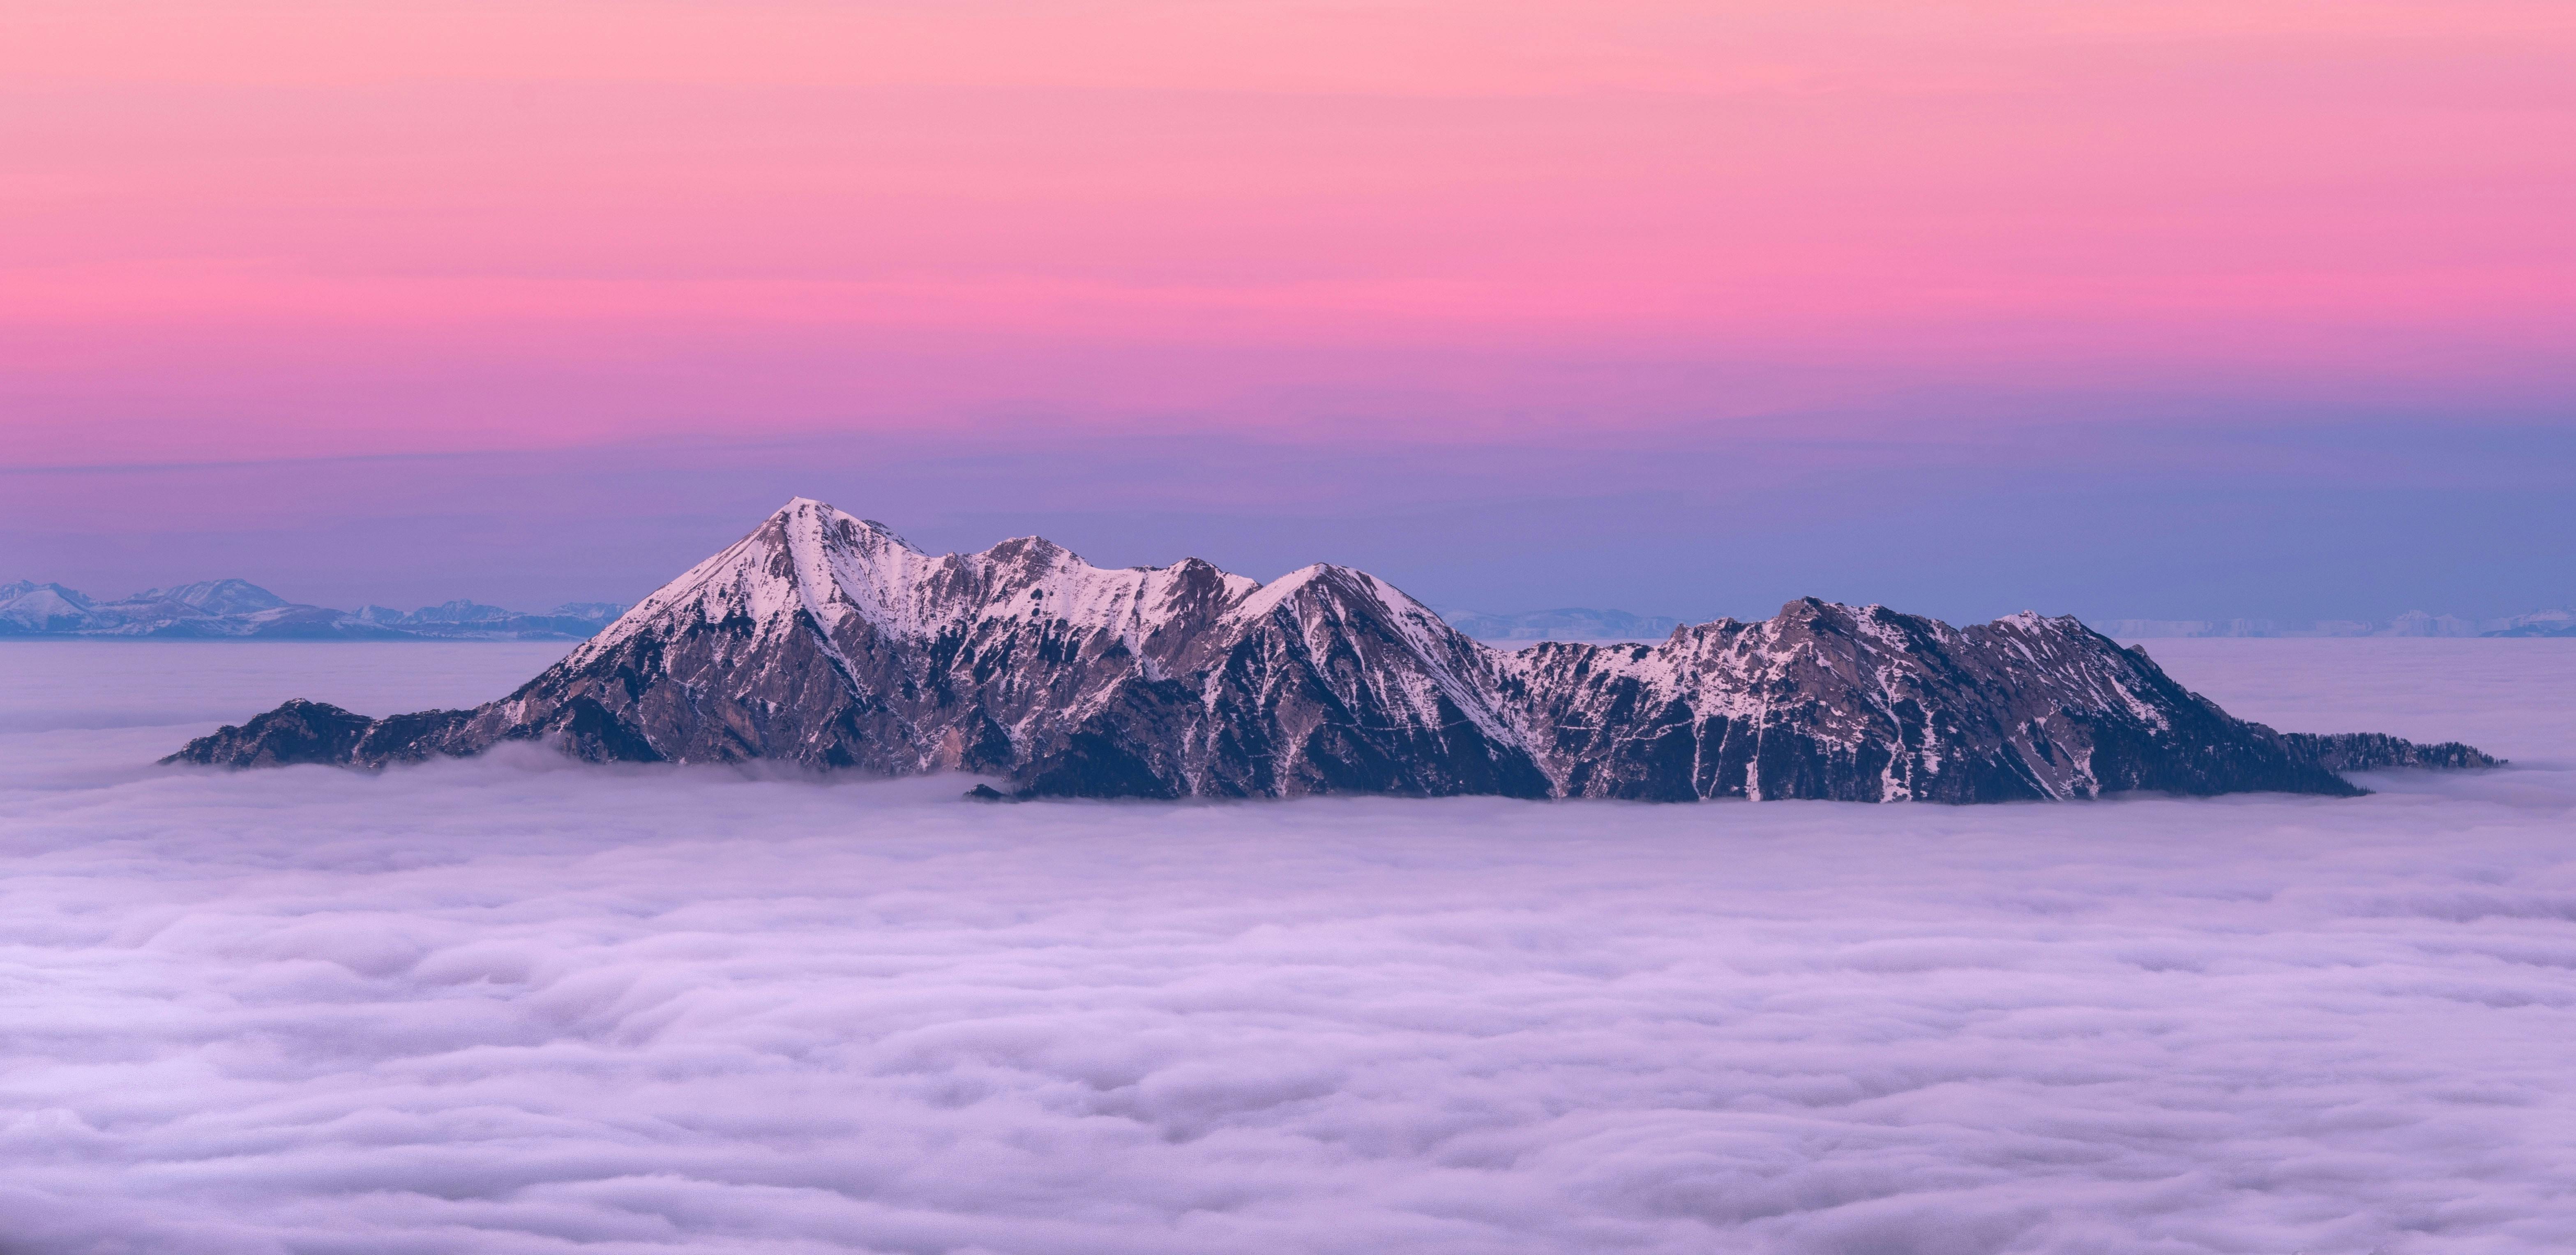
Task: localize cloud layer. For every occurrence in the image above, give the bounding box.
[2,640,2572,1254]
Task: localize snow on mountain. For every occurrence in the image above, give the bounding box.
[2486,609,2576,638]
[0,581,99,633]
[172,498,2496,802]
[581,501,1258,660]
[362,600,627,637]
[529,498,1533,796]
[549,602,627,621]
[397,600,519,624]
[126,578,291,617]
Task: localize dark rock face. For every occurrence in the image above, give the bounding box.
[171,699,478,767]
[2280,732,2500,773]
[166,499,2502,801]
[174,699,378,767]
[1497,601,2506,801]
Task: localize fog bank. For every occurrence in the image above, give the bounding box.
[2,640,2572,1254]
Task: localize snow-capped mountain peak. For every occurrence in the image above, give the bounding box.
[171,500,2499,802]
[0,581,98,632]
[129,578,291,617]
[587,497,1272,659]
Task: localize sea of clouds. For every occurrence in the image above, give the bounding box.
[2,638,2573,1255]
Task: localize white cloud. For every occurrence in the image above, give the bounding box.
[2,640,2573,1254]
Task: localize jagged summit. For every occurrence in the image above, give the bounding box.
[168,500,2499,801]
[583,498,1266,662]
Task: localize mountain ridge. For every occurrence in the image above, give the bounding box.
[0,579,625,641]
[1439,606,1684,642]
[167,499,2499,802]
[2099,610,2576,639]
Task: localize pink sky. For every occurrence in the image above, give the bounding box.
[6,0,2571,469]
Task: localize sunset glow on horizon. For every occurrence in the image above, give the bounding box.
[5,1,2572,622]
[8,0,2572,467]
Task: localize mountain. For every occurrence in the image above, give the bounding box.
[2485,610,2576,638]
[169,499,2499,802]
[0,581,97,633]
[136,578,292,617]
[1441,606,1683,642]
[355,600,634,639]
[2100,610,2576,639]
[0,580,625,640]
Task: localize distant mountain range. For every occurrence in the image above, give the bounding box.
[2099,610,2576,639]
[170,498,2493,803]
[0,579,625,641]
[13,575,2567,646]
[1446,607,2576,642]
[1436,606,1684,642]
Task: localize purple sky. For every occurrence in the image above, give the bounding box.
[6,1,2573,622]
[8,400,2573,624]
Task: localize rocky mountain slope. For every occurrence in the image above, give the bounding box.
[0,579,621,640]
[169,499,2499,801]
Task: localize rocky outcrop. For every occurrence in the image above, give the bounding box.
[172,699,482,767]
[2279,732,2500,773]
[167,499,2502,801]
